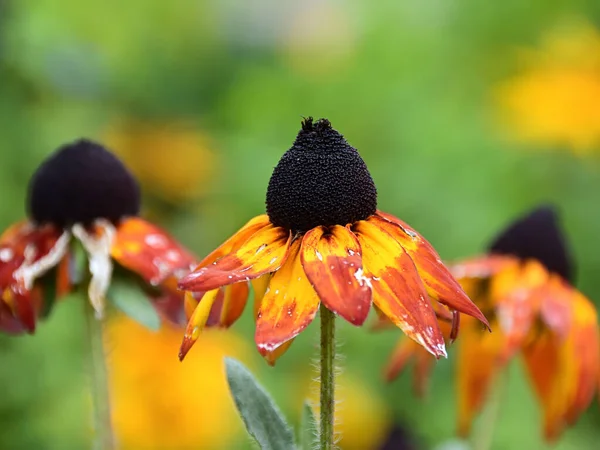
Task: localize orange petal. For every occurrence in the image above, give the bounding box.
[0,298,26,334]
[255,239,320,354]
[375,213,490,330]
[448,254,516,280]
[457,316,505,437]
[179,289,220,361]
[251,275,271,319]
[205,283,249,327]
[193,215,271,268]
[179,223,291,292]
[112,217,197,286]
[522,331,571,441]
[492,260,549,362]
[563,291,599,427]
[301,225,371,325]
[353,218,446,358]
[413,349,437,398]
[0,222,65,332]
[263,339,294,366]
[383,338,418,382]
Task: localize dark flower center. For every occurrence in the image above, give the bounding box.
[27,139,141,228]
[266,118,377,233]
[488,205,574,283]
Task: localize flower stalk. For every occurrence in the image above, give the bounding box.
[473,372,507,450]
[319,305,336,450]
[84,299,115,450]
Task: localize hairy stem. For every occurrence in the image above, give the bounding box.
[319,305,336,450]
[84,301,115,450]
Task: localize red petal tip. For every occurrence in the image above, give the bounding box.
[178,335,196,361]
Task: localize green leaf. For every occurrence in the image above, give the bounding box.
[299,401,318,450]
[107,276,161,331]
[225,357,296,450]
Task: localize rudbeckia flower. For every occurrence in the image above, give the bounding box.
[0,139,196,333]
[384,205,600,442]
[178,117,489,362]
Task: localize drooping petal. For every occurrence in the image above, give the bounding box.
[413,349,437,398]
[301,225,371,325]
[521,330,574,441]
[179,223,291,292]
[353,218,446,358]
[111,217,197,286]
[383,338,418,382]
[563,291,599,427]
[73,221,115,318]
[375,213,490,330]
[457,316,506,437]
[255,239,320,355]
[179,289,220,360]
[251,275,271,318]
[492,260,549,362]
[206,283,249,327]
[263,339,294,366]
[0,222,70,332]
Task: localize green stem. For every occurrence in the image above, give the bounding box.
[84,301,115,450]
[472,371,508,450]
[319,305,335,450]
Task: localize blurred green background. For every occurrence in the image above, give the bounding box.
[2,0,600,449]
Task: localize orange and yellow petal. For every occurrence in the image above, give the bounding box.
[179,289,221,360]
[449,254,516,280]
[522,330,573,441]
[111,217,196,286]
[353,218,446,358]
[492,260,549,361]
[255,239,320,355]
[375,213,490,329]
[383,338,418,382]
[301,225,371,325]
[193,215,271,269]
[457,317,506,437]
[179,223,291,292]
[262,339,294,366]
[563,291,599,427]
[206,283,250,328]
[0,222,64,332]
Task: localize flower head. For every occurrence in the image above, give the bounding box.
[178,118,489,362]
[0,139,196,333]
[384,205,600,441]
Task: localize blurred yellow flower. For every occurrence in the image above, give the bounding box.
[108,315,248,450]
[495,21,600,153]
[305,372,392,450]
[105,119,217,204]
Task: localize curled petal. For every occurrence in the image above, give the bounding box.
[301,225,371,326]
[375,213,490,330]
[255,239,320,355]
[73,221,115,318]
[179,224,291,292]
[179,289,220,360]
[111,217,197,286]
[353,218,446,358]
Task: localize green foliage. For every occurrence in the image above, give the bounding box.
[225,358,296,450]
[299,401,318,450]
[107,276,161,331]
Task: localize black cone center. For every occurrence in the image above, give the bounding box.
[27,139,141,227]
[266,118,377,233]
